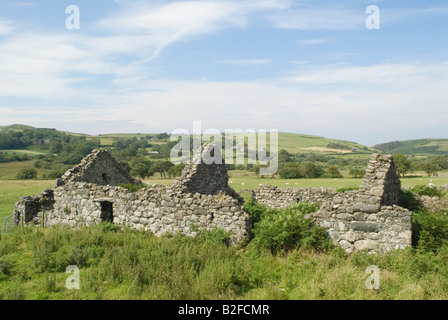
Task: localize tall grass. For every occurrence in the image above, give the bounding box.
[1,197,448,300]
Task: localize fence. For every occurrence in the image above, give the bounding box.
[3,213,16,233]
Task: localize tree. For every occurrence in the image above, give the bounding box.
[421,161,440,177]
[16,169,37,180]
[278,163,302,179]
[393,153,412,177]
[349,167,364,178]
[325,166,343,178]
[299,162,324,178]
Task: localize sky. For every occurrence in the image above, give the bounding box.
[0,0,447,146]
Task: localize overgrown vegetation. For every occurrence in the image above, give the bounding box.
[1,193,448,300]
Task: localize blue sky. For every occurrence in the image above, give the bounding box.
[0,0,447,146]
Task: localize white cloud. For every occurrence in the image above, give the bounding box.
[216,59,271,66]
[267,7,365,30]
[0,19,14,35]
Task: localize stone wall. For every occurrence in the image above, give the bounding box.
[309,191,412,253]
[172,143,242,202]
[57,149,140,187]
[251,153,413,253]
[14,143,251,245]
[308,154,412,253]
[47,182,250,245]
[252,185,337,208]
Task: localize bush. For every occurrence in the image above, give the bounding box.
[325,166,343,178]
[399,189,422,211]
[413,210,448,252]
[249,202,330,255]
[411,185,445,198]
[0,258,14,275]
[119,183,146,192]
[16,169,37,180]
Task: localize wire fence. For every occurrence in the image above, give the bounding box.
[3,213,16,233]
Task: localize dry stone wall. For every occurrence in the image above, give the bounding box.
[251,153,413,253]
[252,185,337,208]
[14,143,251,245]
[57,149,141,187]
[47,182,250,244]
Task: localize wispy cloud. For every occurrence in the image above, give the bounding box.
[216,59,271,66]
[297,38,328,46]
[267,7,365,30]
[0,19,14,35]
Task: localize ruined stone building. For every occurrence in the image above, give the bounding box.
[14,144,412,253]
[14,144,251,245]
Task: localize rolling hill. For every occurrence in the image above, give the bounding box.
[373,139,448,156]
[6,123,448,157]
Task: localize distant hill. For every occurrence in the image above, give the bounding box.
[0,124,35,132]
[374,139,448,156]
[0,123,377,155]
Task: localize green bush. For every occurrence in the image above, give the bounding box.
[249,202,330,255]
[413,210,448,252]
[411,185,445,198]
[16,168,37,180]
[0,258,14,275]
[399,189,422,211]
[119,183,146,192]
[336,186,359,193]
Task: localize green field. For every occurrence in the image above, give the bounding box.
[0,180,55,220]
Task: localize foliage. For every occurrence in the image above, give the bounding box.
[412,210,448,252]
[118,183,146,192]
[393,153,412,177]
[411,185,446,198]
[325,166,343,178]
[336,186,359,193]
[420,161,440,176]
[16,169,37,180]
[247,202,330,255]
[349,167,364,178]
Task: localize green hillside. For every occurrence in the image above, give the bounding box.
[0,124,35,132]
[0,124,376,155]
[374,139,448,156]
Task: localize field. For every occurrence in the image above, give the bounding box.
[1,174,448,300]
[0,180,54,220]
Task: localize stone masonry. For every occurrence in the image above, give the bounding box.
[252,154,413,253]
[14,144,251,245]
[14,147,412,253]
[252,185,337,208]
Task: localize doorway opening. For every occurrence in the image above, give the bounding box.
[100,201,113,223]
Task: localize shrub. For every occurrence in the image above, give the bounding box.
[336,186,359,193]
[249,202,330,255]
[119,183,146,192]
[325,166,343,178]
[349,167,364,178]
[0,258,14,275]
[16,169,37,180]
[411,185,445,198]
[412,210,448,252]
[399,189,422,211]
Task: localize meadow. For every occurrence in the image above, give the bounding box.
[0,202,447,300]
[1,172,448,300]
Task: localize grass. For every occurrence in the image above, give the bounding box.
[0,161,52,180]
[0,222,447,300]
[1,176,447,300]
[0,180,54,220]
[144,175,448,192]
